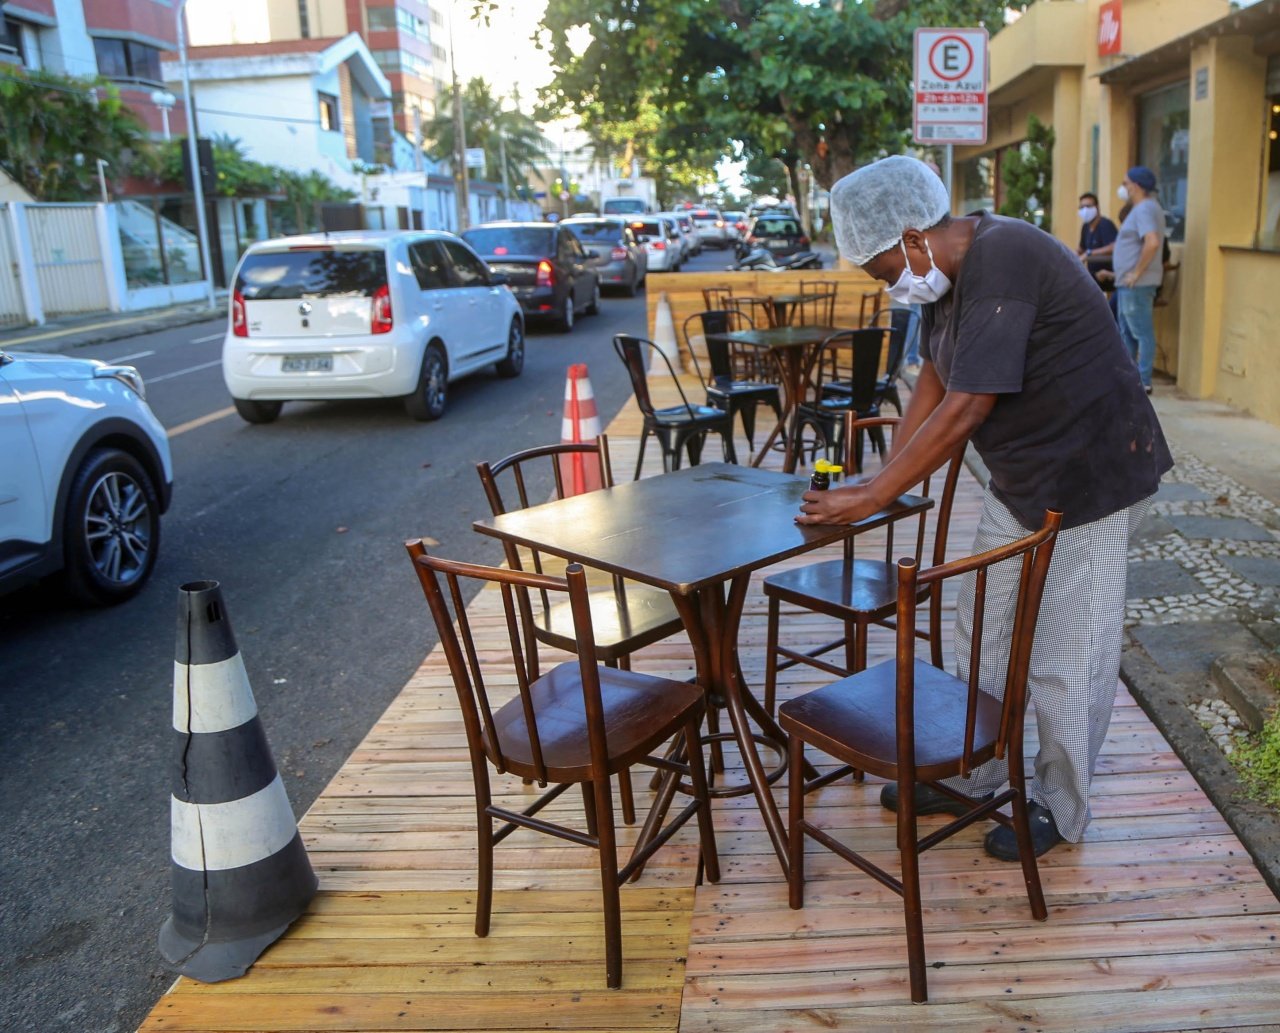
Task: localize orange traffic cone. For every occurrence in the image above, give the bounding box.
[559,363,603,496]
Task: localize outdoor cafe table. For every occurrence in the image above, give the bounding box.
[705,324,837,473]
[474,463,931,877]
[763,292,806,328]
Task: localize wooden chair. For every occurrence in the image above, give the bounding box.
[702,285,735,310]
[682,309,783,450]
[762,415,964,716]
[406,543,720,990]
[477,437,689,823]
[790,328,887,469]
[799,278,837,300]
[613,333,738,479]
[794,288,836,327]
[858,288,884,327]
[780,510,1062,1003]
[729,294,778,330]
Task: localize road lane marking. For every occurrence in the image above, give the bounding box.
[168,406,235,438]
[192,332,224,343]
[106,349,155,363]
[147,359,222,384]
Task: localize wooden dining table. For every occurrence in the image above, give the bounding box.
[705,324,838,473]
[474,463,932,877]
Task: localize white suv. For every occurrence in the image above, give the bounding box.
[223,230,524,423]
[0,351,173,605]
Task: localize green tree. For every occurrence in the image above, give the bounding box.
[423,77,548,195]
[535,0,1018,191]
[0,69,145,200]
[999,114,1055,233]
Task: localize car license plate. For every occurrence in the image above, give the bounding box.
[281,356,333,373]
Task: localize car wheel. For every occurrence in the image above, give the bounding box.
[624,272,638,298]
[62,448,161,606]
[233,398,283,424]
[585,280,601,315]
[405,343,448,420]
[558,293,575,333]
[495,319,524,378]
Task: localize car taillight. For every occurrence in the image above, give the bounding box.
[610,246,628,261]
[736,221,747,232]
[371,284,393,334]
[651,241,666,250]
[231,290,248,337]
[799,236,810,247]
[536,259,554,288]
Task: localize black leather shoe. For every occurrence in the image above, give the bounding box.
[879,782,992,817]
[984,801,1063,861]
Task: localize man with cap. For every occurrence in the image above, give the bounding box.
[1109,166,1167,392]
[796,155,1172,860]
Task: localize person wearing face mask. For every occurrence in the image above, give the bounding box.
[1075,192,1118,287]
[1108,166,1167,392]
[797,155,1171,861]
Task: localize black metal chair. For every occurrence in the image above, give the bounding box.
[780,511,1061,1003]
[790,327,887,470]
[762,415,965,717]
[871,308,912,416]
[613,333,739,480]
[477,436,689,824]
[406,543,720,990]
[682,309,783,451]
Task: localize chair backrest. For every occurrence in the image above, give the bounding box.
[689,309,755,381]
[858,289,884,327]
[894,511,1062,779]
[406,543,608,785]
[613,333,700,419]
[730,295,777,329]
[872,308,911,382]
[809,327,886,412]
[796,289,836,327]
[702,286,734,310]
[799,278,837,300]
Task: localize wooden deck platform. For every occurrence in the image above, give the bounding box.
[140,372,1280,1033]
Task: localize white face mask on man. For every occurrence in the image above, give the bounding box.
[886,237,951,305]
[1079,205,1099,222]
[1116,184,1130,203]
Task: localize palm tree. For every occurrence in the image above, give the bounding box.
[423,77,548,196]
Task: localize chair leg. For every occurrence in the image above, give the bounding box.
[764,595,781,717]
[684,714,720,884]
[592,772,624,989]
[474,775,495,938]
[686,430,706,467]
[898,785,928,1004]
[720,426,738,464]
[788,732,806,909]
[633,428,650,481]
[738,400,757,451]
[605,656,638,826]
[581,782,599,837]
[1010,772,1048,921]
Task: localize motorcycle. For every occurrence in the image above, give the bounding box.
[728,245,823,272]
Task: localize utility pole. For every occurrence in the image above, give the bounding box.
[498,126,510,218]
[446,2,469,231]
[177,0,216,310]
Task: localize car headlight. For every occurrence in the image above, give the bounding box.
[94,365,146,400]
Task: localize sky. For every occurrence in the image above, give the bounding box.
[447,0,557,107]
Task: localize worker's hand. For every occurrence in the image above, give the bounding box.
[1119,271,1138,288]
[796,483,884,526]
[1096,269,1115,283]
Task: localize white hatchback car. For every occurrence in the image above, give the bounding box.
[223,230,524,423]
[0,350,173,604]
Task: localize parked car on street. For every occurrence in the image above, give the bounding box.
[223,230,524,423]
[745,213,812,258]
[0,350,173,604]
[561,215,648,296]
[722,211,748,241]
[690,208,733,249]
[463,222,601,333]
[661,211,702,257]
[628,216,682,272]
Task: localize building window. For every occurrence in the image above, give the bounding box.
[92,37,162,84]
[1136,80,1190,243]
[368,6,431,42]
[318,93,340,132]
[429,7,445,28]
[1,17,31,66]
[431,43,446,63]
[298,0,310,39]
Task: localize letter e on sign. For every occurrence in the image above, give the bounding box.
[1098,0,1122,57]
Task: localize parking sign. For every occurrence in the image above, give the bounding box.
[913,28,988,145]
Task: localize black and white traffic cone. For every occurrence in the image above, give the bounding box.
[158,580,317,982]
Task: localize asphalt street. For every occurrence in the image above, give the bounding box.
[0,244,736,1033]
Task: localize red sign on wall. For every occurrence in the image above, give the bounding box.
[1099,0,1123,56]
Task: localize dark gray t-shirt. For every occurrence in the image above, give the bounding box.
[922,212,1172,530]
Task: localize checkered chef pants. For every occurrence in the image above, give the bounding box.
[942,489,1152,842]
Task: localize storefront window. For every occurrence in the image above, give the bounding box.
[957,155,995,213]
[1260,92,1280,249]
[1137,81,1190,243]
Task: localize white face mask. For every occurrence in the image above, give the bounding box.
[1116,184,1129,203]
[886,237,951,305]
[1079,205,1098,222]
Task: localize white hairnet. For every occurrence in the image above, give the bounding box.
[831,155,951,266]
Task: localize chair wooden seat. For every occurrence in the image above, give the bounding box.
[488,663,705,782]
[780,657,1004,780]
[531,582,683,661]
[762,556,899,619]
